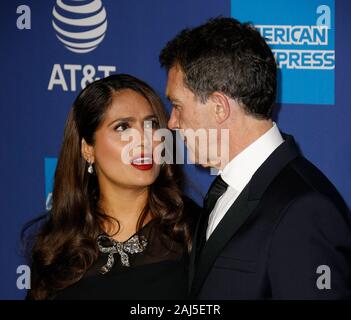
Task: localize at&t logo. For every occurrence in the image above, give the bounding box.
[52,0,107,54]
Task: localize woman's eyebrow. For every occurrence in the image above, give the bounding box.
[143,114,157,120]
[108,117,135,126]
[108,115,157,126]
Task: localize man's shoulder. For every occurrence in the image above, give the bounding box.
[265,155,350,225]
[286,156,348,211]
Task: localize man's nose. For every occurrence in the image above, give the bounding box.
[168,108,179,130]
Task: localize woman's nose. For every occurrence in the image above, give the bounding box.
[140,124,153,153]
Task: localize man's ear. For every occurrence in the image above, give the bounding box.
[81,138,94,163]
[210,92,231,124]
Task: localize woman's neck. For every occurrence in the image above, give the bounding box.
[98,184,150,241]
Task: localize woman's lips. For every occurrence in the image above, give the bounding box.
[131,154,153,171]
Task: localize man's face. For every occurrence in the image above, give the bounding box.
[166,65,211,131]
[165,64,216,166]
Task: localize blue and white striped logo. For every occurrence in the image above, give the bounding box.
[52,0,107,54]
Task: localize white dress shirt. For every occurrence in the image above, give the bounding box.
[206,123,284,240]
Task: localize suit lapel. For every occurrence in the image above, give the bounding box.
[191,186,259,297]
[190,133,301,297]
[188,210,204,292]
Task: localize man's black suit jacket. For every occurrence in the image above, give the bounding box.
[190,134,351,299]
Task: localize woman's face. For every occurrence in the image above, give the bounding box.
[85,89,162,190]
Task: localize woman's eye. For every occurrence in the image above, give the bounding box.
[114,122,130,132]
[145,119,160,129]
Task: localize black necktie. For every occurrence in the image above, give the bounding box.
[203,175,229,214]
[196,175,229,260]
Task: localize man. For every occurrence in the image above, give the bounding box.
[159,17,351,299]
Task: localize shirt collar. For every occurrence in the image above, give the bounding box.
[220,122,284,191]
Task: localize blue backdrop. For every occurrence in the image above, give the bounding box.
[0,0,350,299]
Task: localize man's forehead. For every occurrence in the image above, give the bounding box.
[166,65,184,97]
[170,64,183,78]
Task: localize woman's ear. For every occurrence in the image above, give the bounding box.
[81,138,95,163]
[210,92,231,124]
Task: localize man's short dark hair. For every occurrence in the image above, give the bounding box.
[159,17,277,119]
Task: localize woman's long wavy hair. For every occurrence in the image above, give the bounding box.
[23,74,191,300]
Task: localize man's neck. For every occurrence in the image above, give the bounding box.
[217,118,274,170]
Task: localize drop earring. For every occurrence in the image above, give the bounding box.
[88,161,94,174]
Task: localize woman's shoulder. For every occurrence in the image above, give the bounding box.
[182,195,202,212]
[182,195,203,231]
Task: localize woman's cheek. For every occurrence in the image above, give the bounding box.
[96,136,128,169]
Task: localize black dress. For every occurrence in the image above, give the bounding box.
[54,217,193,300]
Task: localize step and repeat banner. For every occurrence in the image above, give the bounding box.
[1,0,350,299]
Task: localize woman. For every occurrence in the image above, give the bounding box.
[23,74,201,300]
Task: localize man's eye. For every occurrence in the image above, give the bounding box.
[114,122,130,132]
